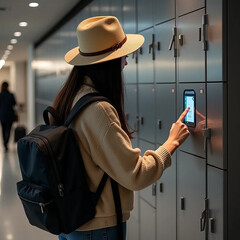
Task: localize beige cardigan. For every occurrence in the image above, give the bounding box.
[70,77,171,231]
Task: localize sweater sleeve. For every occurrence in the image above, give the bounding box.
[82,101,172,191]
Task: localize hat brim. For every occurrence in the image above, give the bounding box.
[64,34,144,66]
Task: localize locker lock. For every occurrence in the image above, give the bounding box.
[179,35,184,46]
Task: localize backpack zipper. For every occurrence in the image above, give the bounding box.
[23,134,65,197]
[19,195,54,214]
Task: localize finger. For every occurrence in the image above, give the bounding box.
[177,107,190,122]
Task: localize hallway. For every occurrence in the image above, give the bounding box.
[0,136,56,240]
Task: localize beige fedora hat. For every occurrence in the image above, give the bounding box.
[65,16,144,66]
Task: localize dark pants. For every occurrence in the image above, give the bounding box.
[1,121,13,149]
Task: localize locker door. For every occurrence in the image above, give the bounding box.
[123,52,137,84]
[138,84,155,143]
[138,28,154,84]
[176,0,205,17]
[137,0,153,31]
[155,20,176,83]
[207,0,223,82]
[208,166,226,240]
[207,83,227,169]
[177,83,206,158]
[177,9,205,83]
[140,199,156,240]
[122,0,136,34]
[139,140,156,208]
[177,151,206,240]
[89,0,100,17]
[153,0,175,25]
[157,154,176,240]
[156,84,176,145]
[125,84,138,148]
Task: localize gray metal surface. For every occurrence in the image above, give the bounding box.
[178,83,206,158]
[140,199,156,240]
[124,84,138,148]
[110,0,122,23]
[137,0,153,31]
[139,140,157,208]
[156,84,176,144]
[207,0,223,82]
[207,83,227,169]
[153,0,175,25]
[157,154,176,240]
[177,151,206,240]
[99,0,110,15]
[176,0,205,17]
[138,28,154,84]
[208,166,226,240]
[123,54,137,84]
[138,84,156,143]
[177,9,205,83]
[122,0,137,34]
[155,20,176,83]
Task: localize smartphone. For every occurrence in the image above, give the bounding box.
[183,89,196,127]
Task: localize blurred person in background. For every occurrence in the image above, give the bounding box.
[0,81,17,152]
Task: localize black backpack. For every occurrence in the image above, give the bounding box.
[16,93,123,238]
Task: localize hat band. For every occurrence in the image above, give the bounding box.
[79,35,127,57]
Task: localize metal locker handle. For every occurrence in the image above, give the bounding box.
[181,197,185,210]
[203,128,211,151]
[152,183,156,196]
[139,47,143,55]
[198,28,202,41]
[179,35,184,46]
[209,218,215,233]
[157,120,162,129]
[126,113,129,120]
[140,117,144,125]
[157,42,160,51]
[168,35,174,50]
[159,183,163,193]
[200,209,207,231]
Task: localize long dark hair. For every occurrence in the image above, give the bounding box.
[52,58,133,138]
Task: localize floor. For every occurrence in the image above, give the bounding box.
[0,126,57,240]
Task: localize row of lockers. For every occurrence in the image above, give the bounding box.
[129,145,226,240]
[124,82,226,170]
[125,7,222,85]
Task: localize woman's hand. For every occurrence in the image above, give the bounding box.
[162,107,190,155]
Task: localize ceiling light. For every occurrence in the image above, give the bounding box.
[19,22,28,27]
[7,45,13,50]
[14,32,22,37]
[5,50,11,55]
[0,60,6,69]
[10,39,17,44]
[29,2,39,7]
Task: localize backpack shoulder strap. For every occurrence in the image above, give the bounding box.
[64,92,110,127]
[43,106,63,126]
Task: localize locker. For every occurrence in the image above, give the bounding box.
[177,151,206,240]
[177,9,206,83]
[137,0,153,31]
[124,84,138,148]
[138,28,155,84]
[122,0,136,34]
[155,84,176,145]
[153,0,175,25]
[177,83,206,158]
[207,0,223,82]
[138,84,155,143]
[155,20,176,83]
[207,83,227,169]
[176,0,205,17]
[139,140,156,208]
[99,0,110,16]
[208,166,226,240]
[156,154,176,240]
[140,199,156,240]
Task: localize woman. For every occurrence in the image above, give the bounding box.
[0,81,16,152]
[56,16,190,240]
